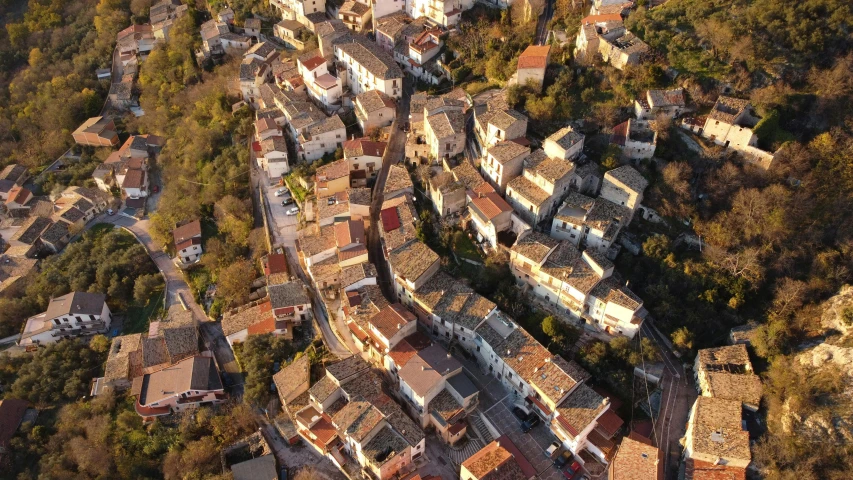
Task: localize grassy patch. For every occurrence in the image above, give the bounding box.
[452,231,482,262]
[87,222,116,239]
[284,174,310,203]
[123,285,165,334]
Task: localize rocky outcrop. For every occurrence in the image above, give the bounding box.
[820,284,853,335]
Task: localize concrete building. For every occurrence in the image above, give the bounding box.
[19,292,112,346]
[480,140,529,194]
[505,150,575,225]
[610,119,657,161]
[694,345,762,411]
[355,90,396,132]
[72,117,119,147]
[635,88,686,120]
[544,126,585,161]
[133,356,226,420]
[600,165,648,218]
[516,45,550,93]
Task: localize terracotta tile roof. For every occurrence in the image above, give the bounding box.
[687,397,751,463]
[173,220,202,244]
[316,159,350,181]
[596,408,624,438]
[470,192,512,221]
[388,338,418,368]
[0,399,29,450]
[500,327,551,381]
[335,35,403,80]
[273,354,310,401]
[611,436,662,480]
[511,231,558,264]
[461,437,527,479]
[555,383,609,438]
[529,355,590,405]
[685,459,746,480]
[696,344,752,373]
[517,45,550,69]
[370,303,416,340]
[412,271,456,311]
[222,300,274,337]
[344,138,387,158]
[398,344,460,397]
[356,89,395,113]
[334,219,365,247]
[298,224,337,256]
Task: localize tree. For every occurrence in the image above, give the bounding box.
[671,327,694,351]
[214,195,253,247]
[133,273,163,304]
[89,335,111,354]
[600,144,622,170]
[5,340,105,407]
[216,259,256,306]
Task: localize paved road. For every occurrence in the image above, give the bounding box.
[97,212,244,395]
[535,0,556,45]
[253,162,351,358]
[641,321,695,480]
[367,75,414,302]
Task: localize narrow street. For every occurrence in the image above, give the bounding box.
[641,321,695,480]
[367,76,414,302]
[535,0,556,45]
[251,156,351,358]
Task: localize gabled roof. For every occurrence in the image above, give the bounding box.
[173,220,202,243]
[511,231,558,264]
[611,436,663,480]
[604,165,648,193]
[517,44,550,69]
[138,356,223,406]
[273,354,310,401]
[344,138,387,158]
[369,303,416,341]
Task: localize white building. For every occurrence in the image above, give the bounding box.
[599,165,648,218]
[257,136,290,181]
[635,88,686,120]
[298,114,347,162]
[334,36,403,99]
[19,292,112,346]
[407,0,473,27]
[610,118,657,161]
[543,126,585,160]
[698,96,776,170]
[174,219,203,265]
[270,0,327,28]
[505,150,575,226]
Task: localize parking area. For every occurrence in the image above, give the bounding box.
[483,399,566,480]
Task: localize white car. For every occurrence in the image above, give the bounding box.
[286,207,299,216]
[274,188,289,197]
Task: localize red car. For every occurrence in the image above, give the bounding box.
[152,185,160,193]
[561,461,582,478]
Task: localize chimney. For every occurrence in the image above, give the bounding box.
[397,323,402,330]
[421,365,425,371]
[446,352,451,359]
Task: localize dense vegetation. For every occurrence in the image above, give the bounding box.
[0,226,160,337]
[131,15,266,315]
[0,0,130,171]
[233,333,295,407]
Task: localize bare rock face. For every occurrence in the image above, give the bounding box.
[820,285,853,335]
[780,287,853,441]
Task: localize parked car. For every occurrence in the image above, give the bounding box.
[554,450,573,468]
[561,461,581,479]
[275,188,289,197]
[512,406,530,422]
[281,197,294,206]
[545,441,561,458]
[521,414,540,433]
[151,185,159,193]
[107,208,114,215]
[327,196,337,205]
[286,207,299,216]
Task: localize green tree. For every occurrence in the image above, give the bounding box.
[671,327,694,352]
[216,259,256,306]
[133,273,163,304]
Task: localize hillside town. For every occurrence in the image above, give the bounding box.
[0,0,848,478]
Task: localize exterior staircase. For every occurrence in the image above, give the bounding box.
[469,413,495,445]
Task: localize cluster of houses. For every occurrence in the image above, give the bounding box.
[90,133,163,207]
[110,0,190,110]
[199,8,266,61]
[0,179,112,259]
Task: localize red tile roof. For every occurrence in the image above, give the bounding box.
[595,409,624,438]
[343,138,387,157]
[470,192,512,220]
[0,399,28,450]
[581,13,623,24]
[685,459,746,480]
[5,186,30,205]
[173,220,202,243]
[388,338,418,368]
[517,45,550,69]
[264,253,288,275]
[334,219,365,247]
[380,207,401,231]
[301,55,326,71]
[611,120,629,146]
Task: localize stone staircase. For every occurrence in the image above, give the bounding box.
[449,436,484,466]
[470,413,495,444]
